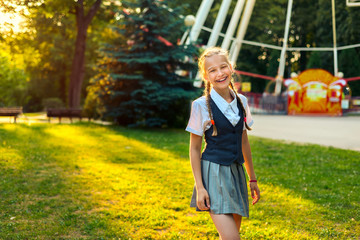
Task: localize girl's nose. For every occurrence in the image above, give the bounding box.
[216,68,223,75]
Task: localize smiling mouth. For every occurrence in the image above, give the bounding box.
[216,76,227,83]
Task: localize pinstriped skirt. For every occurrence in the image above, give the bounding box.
[190,160,249,217]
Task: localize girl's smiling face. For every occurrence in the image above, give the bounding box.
[204,54,233,91]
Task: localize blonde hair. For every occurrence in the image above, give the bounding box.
[198,47,252,136]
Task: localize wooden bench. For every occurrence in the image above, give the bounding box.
[47,108,84,123]
[0,107,23,123]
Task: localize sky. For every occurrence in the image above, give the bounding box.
[0,7,27,33]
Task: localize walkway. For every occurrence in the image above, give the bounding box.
[0,113,112,125]
[248,115,360,151]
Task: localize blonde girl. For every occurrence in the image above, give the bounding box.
[186,47,260,239]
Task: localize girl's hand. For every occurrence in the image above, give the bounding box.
[250,182,260,205]
[197,188,210,210]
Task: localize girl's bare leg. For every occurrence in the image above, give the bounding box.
[210,213,241,240]
[233,214,242,231]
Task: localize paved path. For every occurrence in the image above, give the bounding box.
[248,115,360,151]
[0,114,112,125]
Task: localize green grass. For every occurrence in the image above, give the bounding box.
[0,123,359,239]
[22,112,46,117]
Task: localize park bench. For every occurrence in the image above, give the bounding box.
[0,107,23,123]
[47,108,84,123]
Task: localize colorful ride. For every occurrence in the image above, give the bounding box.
[284,69,346,116]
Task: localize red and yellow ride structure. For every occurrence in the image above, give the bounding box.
[284,69,347,116]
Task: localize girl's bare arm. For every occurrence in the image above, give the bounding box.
[242,130,260,205]
[189,133,210,210]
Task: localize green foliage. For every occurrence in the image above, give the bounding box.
[2,0,360,113]
[190,0,360,94]
[41,98,65,109]
[339,49,360,96]
[86,0,199,127]
[306,51,322,69]
[0,0,116,111]
[0,51,29,107]
[0,123,359,239]
[266,50,280,77]
[83,83,104,119]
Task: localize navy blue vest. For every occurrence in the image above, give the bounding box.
[201,97,244,166]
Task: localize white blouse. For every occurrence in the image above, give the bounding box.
[185,88,254,136]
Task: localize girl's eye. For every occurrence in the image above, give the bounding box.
[221,65,227,69]
[209,70,215,73]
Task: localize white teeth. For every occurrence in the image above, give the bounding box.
[217,77,227,82]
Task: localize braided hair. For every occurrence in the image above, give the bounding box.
[229,80,252,131]
[198,47,252,136]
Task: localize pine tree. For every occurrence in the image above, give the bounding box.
[86,0,199,127]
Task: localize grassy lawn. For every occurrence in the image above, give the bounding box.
[0,123,359,239]
[22,112,46,117]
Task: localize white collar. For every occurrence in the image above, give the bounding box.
[210,88,238,114]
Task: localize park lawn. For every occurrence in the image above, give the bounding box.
[22,112,46,117]
[0,123,359,239]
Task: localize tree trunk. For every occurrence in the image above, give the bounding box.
[68,0,101,108]
[69,24,87,108]
[59,63,67,105]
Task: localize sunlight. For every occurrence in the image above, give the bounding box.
[0,124,358,238]
[0,7,27,33]
[44,125,100,147]
[0,146,25,170]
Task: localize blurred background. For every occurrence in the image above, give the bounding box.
[1,0,360,126]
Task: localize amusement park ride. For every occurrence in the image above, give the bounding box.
[180,0,360,116]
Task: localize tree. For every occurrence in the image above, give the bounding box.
[306,51,322,69]
[236,0,287,93]
[339,49,360,95]
[68,0,102,108]
[86,0,199,127]
[0,46,29,107]
[0,0,112,110]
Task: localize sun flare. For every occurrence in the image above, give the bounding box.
[0,7,27,33]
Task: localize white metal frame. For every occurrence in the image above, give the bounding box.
[275,0,293,95]
[346,0,360,7]
[182,0,360,90]
[229,0,256,64]
[221,0,246,50]
[207,0,232,47]
[331,0,338,76]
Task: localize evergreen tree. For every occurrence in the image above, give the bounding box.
[86,0,199,127]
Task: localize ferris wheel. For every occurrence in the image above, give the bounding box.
[181,0,360,94]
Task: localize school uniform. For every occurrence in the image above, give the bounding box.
[186,88,254,217]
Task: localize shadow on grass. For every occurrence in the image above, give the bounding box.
[0,124,84,238]
[1,123,359,239]
[103,125,360,239]
[0,124,131,238]
[0,123,198,239]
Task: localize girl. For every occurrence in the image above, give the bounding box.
[186,47,260,239]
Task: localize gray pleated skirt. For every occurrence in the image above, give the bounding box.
[190,160,249,217]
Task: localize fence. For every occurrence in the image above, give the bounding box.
[241,92,360,115]
[241,92,288,114]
